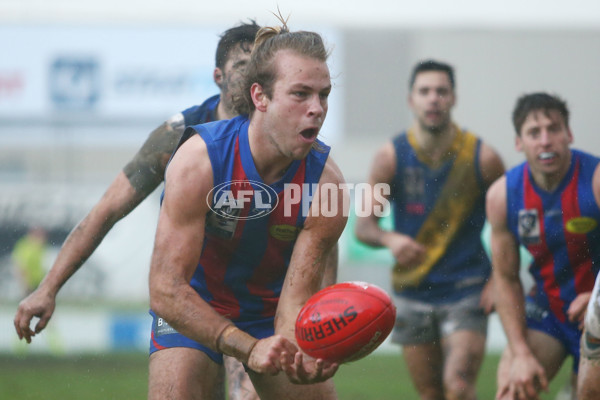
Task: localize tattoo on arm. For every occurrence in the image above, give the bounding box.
[123,114,185,196]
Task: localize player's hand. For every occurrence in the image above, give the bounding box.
[567,291,591,329]
[498,353,548,400]
[246,335,298,375]
[280,351,338,384]
[14,288,56,343]
[385,233,426,269]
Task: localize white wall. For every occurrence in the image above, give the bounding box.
[2,0,600,29]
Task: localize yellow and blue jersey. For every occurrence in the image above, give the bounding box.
[390,127,490,303]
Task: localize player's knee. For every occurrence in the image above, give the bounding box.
[418,386,445,400]
[444,375,476,400]
[578,384,600,400]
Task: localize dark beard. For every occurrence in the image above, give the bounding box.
[421,120,449,135]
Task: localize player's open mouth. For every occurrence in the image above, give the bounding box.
[300,128,319,142]
[539,152,556,161]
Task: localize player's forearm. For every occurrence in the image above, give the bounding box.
[355,216,390,248]
[273,303,303,345]
[38,207,120,295]
[275,268,325,341]
[149,279,241,352]
[276,270,320,341]
[41,177,145,296]
[320,243,338,288]
[494,273,532,356]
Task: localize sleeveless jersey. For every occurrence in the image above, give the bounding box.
[182,94,219,125]
[390,128,490,303]
[506,149,600,322]
[182,115,330,322]
[176,94,220,145]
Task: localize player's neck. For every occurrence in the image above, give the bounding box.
[215,100,237,121]
[247,121,293,185]
[530,152,572,192]
[410,122,457,163]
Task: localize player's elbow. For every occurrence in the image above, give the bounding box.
[149,278,178,318]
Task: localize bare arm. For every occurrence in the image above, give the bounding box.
[354,142,426,268]
[149,133,232,349]
[320,243,338,288]
[276,158,349,383]
[567,164,600,329]
[478,141,506,188]
[276,158,348,338]
[487,176,548,399]
[14,117,184,343]
[478,141,506,313]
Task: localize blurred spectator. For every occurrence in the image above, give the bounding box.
[12,227,48,296]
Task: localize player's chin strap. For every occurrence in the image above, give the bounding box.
[215,324,258,364]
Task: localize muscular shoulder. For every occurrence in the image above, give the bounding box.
[320,156,346,186]
[164,134,213,205]
[368,141,397,185]
[478,141,505,188]
[485,175,507,226]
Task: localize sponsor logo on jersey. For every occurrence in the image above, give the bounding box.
[269,224,300,241]
[154,317,178,337]
[565,216,598,234]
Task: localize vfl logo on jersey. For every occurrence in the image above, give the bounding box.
[403,167,425,199]
[518,209,541,245]
[206,207,240,239]
[403,167,426,215]
[269,225,300,242]
[207,180,279,221]
[565,216,598,234]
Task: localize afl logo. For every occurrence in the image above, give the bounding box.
[207,180,279,221]
[566,217,598,234]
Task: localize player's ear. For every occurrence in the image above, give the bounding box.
[567,128,574,144]
[450,91,457,107]
[407,91,416,111]
[515,135,523,152]
[250,83,268,112]
[214,68,223,88]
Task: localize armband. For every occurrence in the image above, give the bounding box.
[215,325,258,364]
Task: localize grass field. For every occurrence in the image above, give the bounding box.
[0,351,572,399]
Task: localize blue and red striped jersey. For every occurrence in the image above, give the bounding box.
[506,149,600,322]
[180,115,330,322]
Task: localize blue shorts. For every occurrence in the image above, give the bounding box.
[149,310,274,364]
[525,296,581,372]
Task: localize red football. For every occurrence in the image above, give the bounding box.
[295,281,396,363]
